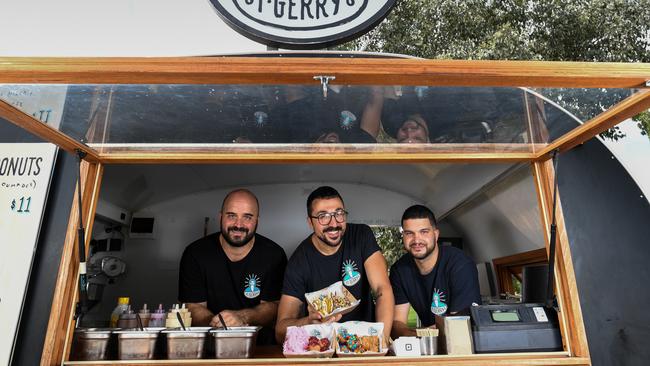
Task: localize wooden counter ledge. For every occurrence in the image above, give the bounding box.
[63,347,589,366]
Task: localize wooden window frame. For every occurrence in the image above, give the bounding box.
[493,248,549,297]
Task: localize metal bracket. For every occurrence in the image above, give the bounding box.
[313,75,336,99]
[645,80,650,88]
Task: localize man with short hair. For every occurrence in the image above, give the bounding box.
[390,205,481,337]
[359,87,431,143]
[276,186,394,344]
[394,114,430,143]
[178,189,287,344]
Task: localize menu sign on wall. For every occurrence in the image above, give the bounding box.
[208,0,396,49]
[0,85,66,364]
[0,144,57,365]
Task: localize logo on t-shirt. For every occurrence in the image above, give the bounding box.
[341,259,361,286]
[243,274,261,299]
[339,110,357,130]
[430,289,448,315]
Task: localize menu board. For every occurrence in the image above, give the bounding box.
[0,85,66,364]
[0,144,57,365]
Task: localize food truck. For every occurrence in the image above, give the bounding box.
[1,2,650,366]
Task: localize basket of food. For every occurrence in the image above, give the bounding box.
[334,321,387,357]
[305,281,360,318]
[283,324,335,358]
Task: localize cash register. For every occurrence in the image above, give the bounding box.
[470,302,562,353]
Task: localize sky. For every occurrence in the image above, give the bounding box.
[0,0,264,56]
[599,118,650,200]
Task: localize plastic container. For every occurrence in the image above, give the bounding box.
[110,297,130,328]
[162,327,210,359]
[138,304,151,328]
[149,304,166,328]
[210,326,260,359]
[166,303,192,328]
[69,328,114,361]
[117,305,138,329]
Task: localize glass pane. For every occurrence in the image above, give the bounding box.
[0,85,69,129]
[531,88,637,123]
[0,83,638,156]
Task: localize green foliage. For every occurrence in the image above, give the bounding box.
[345,0,650,62]
[340,0,650,139]
[634,110,650,140]
[371,226,404,268]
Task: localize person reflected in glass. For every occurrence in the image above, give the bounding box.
[360,86,432,143]
[270,85,379,144]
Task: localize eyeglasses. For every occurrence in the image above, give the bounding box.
[310,209,348,225]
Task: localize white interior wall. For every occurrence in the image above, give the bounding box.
[446,167,545,265]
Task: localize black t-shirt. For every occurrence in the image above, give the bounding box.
[178,232,287,344]
[282,223,381,322]
[389,245,481,327]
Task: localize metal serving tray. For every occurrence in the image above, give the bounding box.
[114,328,163,360]
[162,327,210,359]
[70,328,114,361]
[209,326,260,359]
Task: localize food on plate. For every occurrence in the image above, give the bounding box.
[336,328,380,353]
[311,292,352,317]
[283,327,309,354]
[306,336,331,352]
[283,326,332,354]
[360,335,379,352]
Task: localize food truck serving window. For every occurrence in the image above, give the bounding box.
[3,58,643,364]
[0,84,641,159]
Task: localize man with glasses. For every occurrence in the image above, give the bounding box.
[178,189,287,344]
[275,186,394,344]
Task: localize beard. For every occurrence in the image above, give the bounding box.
[222,225,256,247]
[410,241,437,260]
[316,225,344,247]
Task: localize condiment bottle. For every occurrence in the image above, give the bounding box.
[109,297,130,328]
[165,304,181,328]
[148,304,166,328]
[117,305,138,329]
[138,303,151,327]
[165,303,193,328]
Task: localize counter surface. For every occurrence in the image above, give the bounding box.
[64,347,587,365]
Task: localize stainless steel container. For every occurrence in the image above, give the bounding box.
[114,328,162,360]
[420,336,438,355]
[70,328,113,361]
[210,326,260,359]
[162,327,210,359]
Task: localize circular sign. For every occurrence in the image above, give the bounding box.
[209,0,397,49]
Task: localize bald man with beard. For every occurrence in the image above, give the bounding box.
[178,189,287,344]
